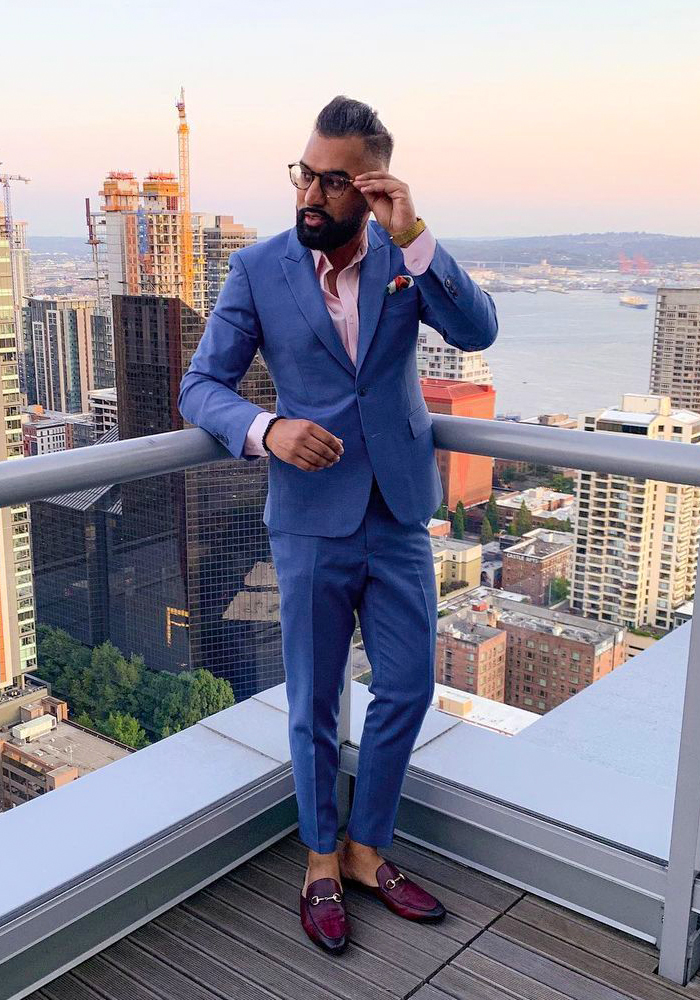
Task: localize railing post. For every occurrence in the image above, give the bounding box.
[658,531,700,984]
[336,646,353,829]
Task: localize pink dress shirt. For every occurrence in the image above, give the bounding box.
[243,225,437,456]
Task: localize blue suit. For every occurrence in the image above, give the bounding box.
[178,220,497,852]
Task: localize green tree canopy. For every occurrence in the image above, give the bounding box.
[513,500,533,536]
[486,493,499,532]
[480,517,494,543]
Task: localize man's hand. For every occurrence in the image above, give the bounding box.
[266,418,344,471]
[353,171,417,238]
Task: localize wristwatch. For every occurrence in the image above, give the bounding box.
[262,415,285,453]
[391,217,426,248]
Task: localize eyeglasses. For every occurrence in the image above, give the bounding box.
[288,161,354,199]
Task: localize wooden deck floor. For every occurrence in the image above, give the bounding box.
[32,830,700,1000]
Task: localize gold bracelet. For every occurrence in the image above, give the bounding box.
[391,217,426,248]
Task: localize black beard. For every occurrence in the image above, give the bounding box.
[296,206,366,252]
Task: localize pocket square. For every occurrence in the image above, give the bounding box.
[386,274,414,295]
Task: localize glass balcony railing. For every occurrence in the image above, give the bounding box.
[2,413,700,992]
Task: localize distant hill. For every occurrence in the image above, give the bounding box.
[438,232,700,268]
[28,236,90,257]
[28,231,700,267]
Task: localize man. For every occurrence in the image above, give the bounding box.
[178,95,498,954]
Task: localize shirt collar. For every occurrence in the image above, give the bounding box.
[311,224,369,278]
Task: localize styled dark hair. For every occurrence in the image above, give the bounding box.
[314,96,393,164]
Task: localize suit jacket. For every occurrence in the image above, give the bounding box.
[177,220,498,536]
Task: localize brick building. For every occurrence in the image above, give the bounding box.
[501,528,574,605]
[496,599,627,714]
[436,617,506,702]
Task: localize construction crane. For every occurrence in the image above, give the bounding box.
[0,165,30,350]
[84,197,107,314]
[175,87,194,308]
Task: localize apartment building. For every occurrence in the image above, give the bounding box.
[0,221,37,690]
[649,288,700,411]
[436,617,506,702]
[417,323,493,384]
[570,393,700,630]
[497,599,627,713]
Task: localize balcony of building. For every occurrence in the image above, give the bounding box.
[2,414,700,1000]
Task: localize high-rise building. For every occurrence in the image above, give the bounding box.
[95,177,256,321]
[0,224,37,690]
[7,220,31,396]
[30,428,121,649]
[22,405,94,455]
[88,387,118,438]
[418,324,493,384]
[421,379,495,512]
[201,215,257,316]
[649,288,700,411]
[112,294,280,700]
[22,296,112,412]
[570,393,700,630]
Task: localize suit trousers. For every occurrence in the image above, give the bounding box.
[267,475,438,853]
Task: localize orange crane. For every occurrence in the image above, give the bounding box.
[175,87,194,308]
[0,166,30,343]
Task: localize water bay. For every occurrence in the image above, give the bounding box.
[484,289,656,419]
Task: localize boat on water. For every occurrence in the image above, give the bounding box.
[619,294,648,309]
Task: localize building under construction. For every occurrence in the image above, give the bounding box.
[91,90,256,321]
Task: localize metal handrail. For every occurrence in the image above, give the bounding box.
[3,414,700,509]
[2,412,700,983]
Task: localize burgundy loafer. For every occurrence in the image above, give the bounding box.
[345,859,446,921]
[300,876,348,953]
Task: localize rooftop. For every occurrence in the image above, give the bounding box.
[495,597,625,645]
[430,535,481,553]
[0,719,133,775]
[25,827,688,1000]
[439,619,503,644]
[504,530,574,558]
[434,681,540,735]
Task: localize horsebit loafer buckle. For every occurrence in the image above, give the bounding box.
[309,892,343,905]
[384,872,405,890]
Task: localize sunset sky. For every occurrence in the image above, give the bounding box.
[4,0,699,239]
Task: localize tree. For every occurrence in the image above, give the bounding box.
[434,503,448,520]
[480,517,494,544]
[551,472,575,493]
[513,500,533,536]
[96,712,150,749]
[35,624,236,745]
[550,577,570,603]
[452,504,465,540]
[486,493,499,533]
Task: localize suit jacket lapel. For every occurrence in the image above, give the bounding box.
[356,223,391,376]
[280,229,355,377]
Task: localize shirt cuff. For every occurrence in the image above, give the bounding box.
[400,226,436,276]
[244,411,276,457]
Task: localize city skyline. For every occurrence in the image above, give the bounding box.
[4,0,700,238]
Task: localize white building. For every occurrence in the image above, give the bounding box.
[570,393,700,630]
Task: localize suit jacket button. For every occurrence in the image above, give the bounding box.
[358,387,368,396]
[444,277,453,289]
